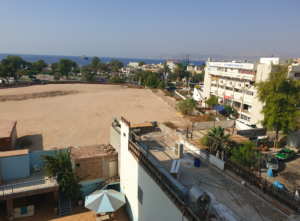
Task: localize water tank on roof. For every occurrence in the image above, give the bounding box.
[188,186,210,204]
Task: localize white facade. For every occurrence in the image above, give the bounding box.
[128,62,139,68]
[119,121,188,221]
[202,57,293,127]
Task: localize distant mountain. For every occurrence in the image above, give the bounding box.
[147,53,274,62]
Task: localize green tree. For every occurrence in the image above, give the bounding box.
[110,59,124,69]
[0,55,27,70]
[133,69,144,81]
[72,68,81,75]
[205,97,218,107]
[98,63,108,75]
[200,63,205,69]
[111,65,120,73]
[145,72,163,88]
[173,63,186,80]
[224,104,239,118]
[109,75,124,83]
[230,141,261,169]
[51,63,59,71]
[53,72,62,81]
[0,64,15,78]
[160,62,171,83]
[40,148,88,199]
[176,98,197,115]
[32,59,48,73]
[58,59,77,79]
[91,57,100,72]
[82,71,95,81]
[192,73,204,83]
[200,126,231,153]
[255,61,300,148]
[138,61,146,66]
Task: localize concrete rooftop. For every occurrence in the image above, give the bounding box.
[71,144,116,159]
[138,131,288,221]
[0,120,16,138]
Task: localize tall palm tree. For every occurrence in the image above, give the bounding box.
[206,126,231,153]
[173,63,186,81]
[160,62,171,86]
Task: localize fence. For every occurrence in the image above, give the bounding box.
[225,158,300,212]
[0,81,144,89]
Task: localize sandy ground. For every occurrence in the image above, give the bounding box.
[0,84,187,151]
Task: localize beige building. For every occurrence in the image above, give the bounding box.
[202,57,298,127]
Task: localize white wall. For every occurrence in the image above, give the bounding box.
[195,121,234,130]
[209,155,225,171]
[120,121,188,221]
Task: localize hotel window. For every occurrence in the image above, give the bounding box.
[234,102,241,109]
[226,87,233,91]
[241,115,250,121]
[295,73,300,77]
[234,88,243,93]
[246,91,254,96]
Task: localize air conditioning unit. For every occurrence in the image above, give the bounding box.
[220,80,223,83]
[175,142,183,158]
[229,82,232,85]
[238,83,241,86]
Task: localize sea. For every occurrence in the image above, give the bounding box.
[0,53,205,67]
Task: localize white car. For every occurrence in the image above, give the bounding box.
[266,157,279,171]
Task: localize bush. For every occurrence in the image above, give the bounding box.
[176,98,197,115]
[158,81,165,89]
[163,121,176,130]
[189,84,194,88]
[200,136,212,146]
[82,71,95,81]
[109,75,124,83]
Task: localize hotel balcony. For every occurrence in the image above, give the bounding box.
[208,70,256,81]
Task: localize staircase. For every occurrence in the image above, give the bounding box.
[93,176,120,192]
[59,193,71,216]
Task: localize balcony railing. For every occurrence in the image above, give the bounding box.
[0,177,58,196]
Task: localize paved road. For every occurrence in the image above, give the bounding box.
[260,153,300,193]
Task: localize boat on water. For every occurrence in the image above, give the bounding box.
[82,55,88,60]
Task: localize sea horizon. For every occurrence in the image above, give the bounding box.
[0,53,206,67]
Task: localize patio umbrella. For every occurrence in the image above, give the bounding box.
[85,189,126,213]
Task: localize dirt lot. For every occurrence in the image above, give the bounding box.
[0,84,187,151]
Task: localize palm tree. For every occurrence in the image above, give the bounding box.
[206,126,231,153]
[173,63,186,81]
[160,62,171,86]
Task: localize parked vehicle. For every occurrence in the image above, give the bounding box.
[32,79,42,82]
[266,156,279,171]
[0,79,6,84]
[276,148,296,161]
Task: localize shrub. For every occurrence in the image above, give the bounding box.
[164,92,174,97]
[199,136,212,146]
[163,121,176,130]
[176,98,197,115]
[109,75,124,83]
[158,81,165,89]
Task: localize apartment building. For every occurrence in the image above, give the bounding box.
[202,57,294,127]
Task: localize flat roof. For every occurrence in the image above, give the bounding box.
[130,122,153,128]
[71,144,116,159]
[0,149,28,158]
[0,121,17,138]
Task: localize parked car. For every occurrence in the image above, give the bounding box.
[0,79,6,84]
[275,148,296,161]
[266,156,279,171]
[32,79,42,82]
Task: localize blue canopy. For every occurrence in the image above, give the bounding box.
[213,105,227,115]
[274,180,284,190]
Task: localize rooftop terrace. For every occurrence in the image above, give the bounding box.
[135,130,287,221]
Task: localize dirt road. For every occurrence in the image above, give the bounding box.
[0,84,187,151]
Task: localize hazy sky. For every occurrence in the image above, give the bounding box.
[0,0,299,58]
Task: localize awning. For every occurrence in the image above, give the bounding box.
[213,105,227,115]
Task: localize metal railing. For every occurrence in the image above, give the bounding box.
[93,176,120,192]
[0,176,58,196]
[128,140,201,221]
[225,158,300,212]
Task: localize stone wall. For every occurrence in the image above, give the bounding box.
[74,153,118,182]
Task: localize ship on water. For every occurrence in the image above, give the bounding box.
[82,55,88,60]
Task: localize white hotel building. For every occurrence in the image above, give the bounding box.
[202,57,300,127]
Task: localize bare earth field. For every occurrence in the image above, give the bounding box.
[0,84,187,151]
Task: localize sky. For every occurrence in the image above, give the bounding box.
[0,0,299,58]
